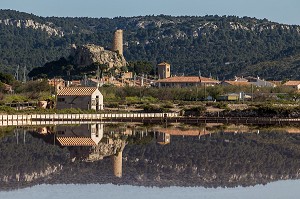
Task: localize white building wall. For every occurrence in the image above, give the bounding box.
[91,90,104,110]
[57,95,92,110]
[56,89,104,110]
[252,79,276,88]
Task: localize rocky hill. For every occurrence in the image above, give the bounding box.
[28,43,127,79]
[70,44,126,68]
[1,9,300,79]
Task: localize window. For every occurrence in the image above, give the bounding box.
[57,98,65,102]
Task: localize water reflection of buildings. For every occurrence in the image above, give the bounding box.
[155,128,211,145]
[154,125,253,145]
[34,124,126,178]
[56,124,103,147]
[156,132,170,145]
[6,124,300,189]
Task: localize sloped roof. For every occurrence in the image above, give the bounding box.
[157,76,219,83]
[283,81,300,86]
[159,129,204,136]
[57,87,98,96]
[222,81,251,86]
[157,62,170,66]
[56,137,97,146]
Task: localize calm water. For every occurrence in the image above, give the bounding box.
[1,123,300,198]
[1,181,300,199]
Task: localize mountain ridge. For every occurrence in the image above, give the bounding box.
[1,9,300,79]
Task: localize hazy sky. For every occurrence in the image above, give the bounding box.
[0,0,299,25]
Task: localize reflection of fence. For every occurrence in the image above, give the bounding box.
[0,113,179,126]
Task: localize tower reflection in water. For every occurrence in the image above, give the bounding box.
[34,124,126,178]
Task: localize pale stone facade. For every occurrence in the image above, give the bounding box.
[112,29,123,55]
[157,62,171,79]
[56,87,103,110]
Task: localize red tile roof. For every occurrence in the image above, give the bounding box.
[56,137,97,146]
[283,81,300,86]
[157,76,219,83]
[157,62,170,66]
[223,81,251,86]
[57,87,98,96]
[158,129,209,136]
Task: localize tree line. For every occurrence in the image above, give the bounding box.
[1,10,300,79]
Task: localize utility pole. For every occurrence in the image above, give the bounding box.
[15,65,19,81]
[22,66,27,83]
[204,83,206,101]
[251,84,254,102]
[134,73,136,86]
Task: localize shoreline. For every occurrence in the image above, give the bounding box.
[0,113,299,126]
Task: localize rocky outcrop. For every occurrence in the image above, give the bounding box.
[84,138,127,162]
[0,19,64,37]
[70,44,127,68]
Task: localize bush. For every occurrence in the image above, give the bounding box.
[0,106,16,114]
[183,106,206,116]
[142,104,170,113]
[214,102,228,109]
[106,102,119,108]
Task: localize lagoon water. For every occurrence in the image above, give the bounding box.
[1,123,300,198]
[1,181,300,199]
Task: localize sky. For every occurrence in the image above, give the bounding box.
[0,0,299,25]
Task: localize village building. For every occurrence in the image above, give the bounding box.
[157,62,171,79]
[233,76,248,82]
[156,132,171,145]
[245,76,277,88]
[48,78,65,92]
[68,80,82,87]
[81,78,101,87]
[221,81,252,87]
[56,87,103,110]
[55,124,103,147]
[251,78,277,88]
[283,81,300,90]
[156,76,220,87]
[0,82,13,93]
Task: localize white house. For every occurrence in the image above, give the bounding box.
[246,76,277,88]
[56,87,103,110]
[55,124,104,146]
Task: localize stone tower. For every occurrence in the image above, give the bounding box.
[157,62,171,79]
[113,29,123,55]
[112,151,123,178]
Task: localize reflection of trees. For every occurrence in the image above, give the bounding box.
[123,131,300,187]
[2,127,300,190]
[0,133,69,191]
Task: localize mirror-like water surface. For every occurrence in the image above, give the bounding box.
[1,123,300,198]
[1,181,300,199]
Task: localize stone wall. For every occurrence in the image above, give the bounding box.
[112,29,123,55]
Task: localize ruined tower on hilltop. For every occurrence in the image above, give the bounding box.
[112,151,123,178]
[112,29,123,55]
